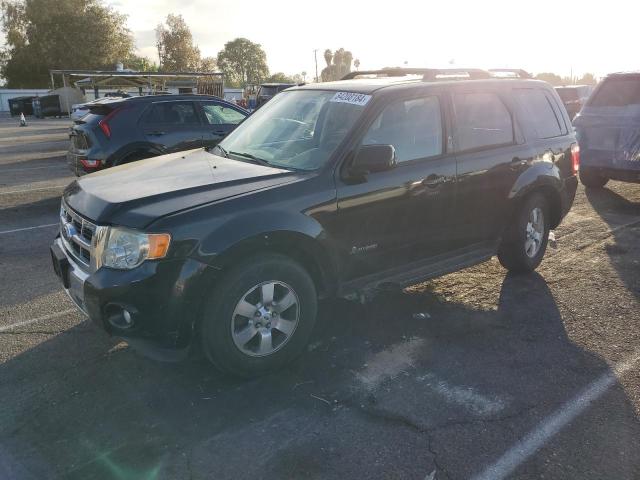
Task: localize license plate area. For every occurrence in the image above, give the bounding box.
[51,243,71,288]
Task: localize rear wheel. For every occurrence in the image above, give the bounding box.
[200,254,318,377]
[580,167,608,188]
[498,193,550,273]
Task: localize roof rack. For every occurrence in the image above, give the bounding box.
[342,68,534,82]
[488,68,533,79]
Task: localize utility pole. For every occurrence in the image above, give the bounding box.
[314,49,319,83]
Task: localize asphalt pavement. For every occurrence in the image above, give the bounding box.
[0,114,639,480]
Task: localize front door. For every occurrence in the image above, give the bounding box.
[333,93,457,281]
[142,101,203,154]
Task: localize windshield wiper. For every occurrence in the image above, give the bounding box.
[211,144,228,157]
[229,151,272,167]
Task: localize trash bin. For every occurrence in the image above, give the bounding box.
[8,96,34,117]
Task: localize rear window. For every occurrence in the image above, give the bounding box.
[589,77,640,107]
[555,88,580,102]
[515,89,564,139]
[452,92,514,152]
[259,86,279,97]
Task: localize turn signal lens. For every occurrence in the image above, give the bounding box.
[148,233,172,259]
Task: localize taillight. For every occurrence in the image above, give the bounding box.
[97,107,124,139]
[571,143,580,175]
[80,158,101,169]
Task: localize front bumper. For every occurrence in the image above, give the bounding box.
[51,236,216,352]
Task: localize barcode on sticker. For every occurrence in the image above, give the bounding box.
[330,92,371,106]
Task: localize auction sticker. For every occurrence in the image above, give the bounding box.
[330,92,371,106]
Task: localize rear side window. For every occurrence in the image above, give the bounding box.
[452,92,513,152]
[201,102,246,125]
[589,78,640,107]
[514,89,564,139]
[362,96,443,162]
[145,101,200,125]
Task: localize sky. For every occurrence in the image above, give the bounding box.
[61,0,640,79]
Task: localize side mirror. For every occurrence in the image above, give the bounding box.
[349,144,397,179]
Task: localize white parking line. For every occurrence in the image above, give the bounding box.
[0,223,58,235]
[0,309,77,333]
[470,348,640,480]
[0,184,68,195]
[0,164,68,173]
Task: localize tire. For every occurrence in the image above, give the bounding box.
[580,167,608,188]
[200,254,318,377]
[498,193,550,273]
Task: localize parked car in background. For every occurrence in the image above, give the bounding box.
[67,94,249,175]
[574,72,640,187]
[256,83,297,108]
[52,68,578,376]
[555,85,593,120]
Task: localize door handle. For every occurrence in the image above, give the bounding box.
[422,174,448,187]
[212,130,227,136]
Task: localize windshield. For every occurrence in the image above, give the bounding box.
[218,90,368,171]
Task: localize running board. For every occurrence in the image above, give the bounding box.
[339,242,497,298]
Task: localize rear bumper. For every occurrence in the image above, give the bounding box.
[51,236,217,354]
[67,151,103,176]
[581,149,640,183]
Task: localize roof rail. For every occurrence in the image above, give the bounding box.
[341,68,494,82]
[488,68,533,79]
[341,68,438,80]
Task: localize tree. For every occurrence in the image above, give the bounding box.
[534,72,564,86]
[156,14,201,71]
[124,55,158,72]
[320,47,354,82]
[577,73,597,85]
[217,38,269,87]
[0,0,134,88]
[266,72,293,83]
[199,56,217,72]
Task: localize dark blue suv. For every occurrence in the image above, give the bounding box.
[574,72,640,187]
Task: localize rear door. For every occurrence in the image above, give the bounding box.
[452,87,530,245]
[141,100,203,154]
[334,91,457,280]
[198,100,248,148]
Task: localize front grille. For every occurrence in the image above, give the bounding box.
[60,200,97,269]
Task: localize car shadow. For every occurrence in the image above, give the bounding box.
[1,271,638,479]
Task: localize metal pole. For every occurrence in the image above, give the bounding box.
[314,49,319,83]
[50,72,55,90]
[61,74,71,118]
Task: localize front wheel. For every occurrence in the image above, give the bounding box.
[580,167,608,188]
[200,254,318,377]
[498,193,550,273]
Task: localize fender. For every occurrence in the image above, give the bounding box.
[193,208,338,296]
[508,161,564,227]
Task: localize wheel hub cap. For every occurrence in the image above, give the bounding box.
[525,207,545,258]
[231,281,300,357]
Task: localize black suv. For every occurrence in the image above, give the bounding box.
[51,68,578,376]
[256,83,297,108]
[67,94,249,175]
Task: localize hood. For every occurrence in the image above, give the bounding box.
[64,148,299,228]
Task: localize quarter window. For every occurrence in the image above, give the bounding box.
[362,96,443,162]
[146,101,199,125]
[452,92,513,151]
[514,89,564,139]
[202,103,247,125]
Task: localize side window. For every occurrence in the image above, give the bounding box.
[362,96,443,162]
[202,103,247,125]
[514,89,564,139]
[452,92,514,152]
[146,102,199,125]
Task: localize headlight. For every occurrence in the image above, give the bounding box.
[102,227,171,270]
